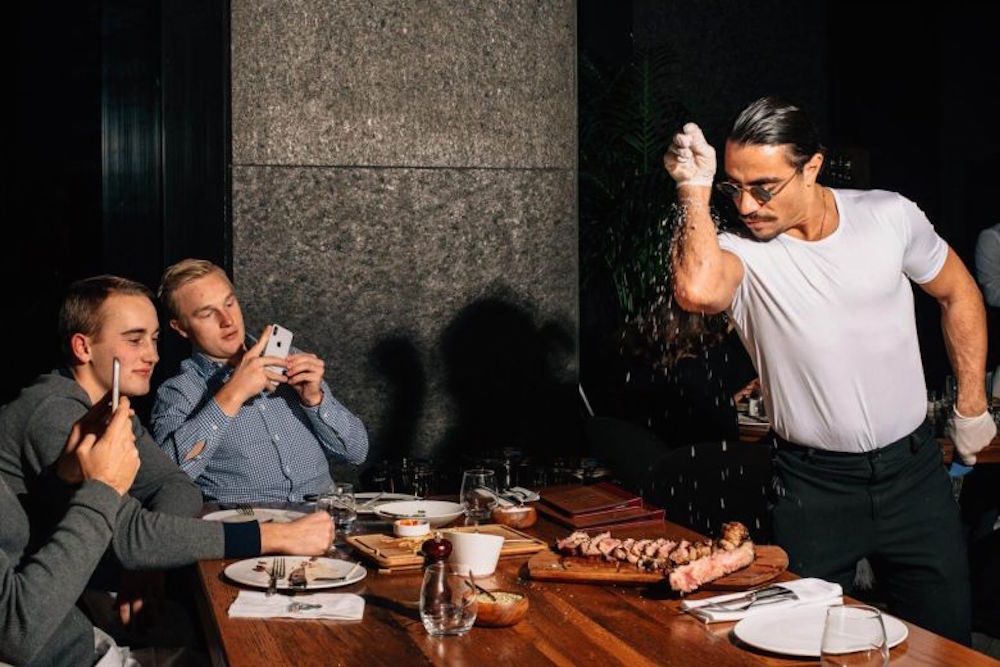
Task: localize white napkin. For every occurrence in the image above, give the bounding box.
[680,577,842,623]
[228,591,365,620]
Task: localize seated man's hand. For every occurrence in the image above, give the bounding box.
[946,407,997,465]
[217,326,288,414]
[259,512,334,556]
[286,352,325,407]
[59,397,139,495]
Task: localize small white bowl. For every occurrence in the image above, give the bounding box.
[444,530,504,577]
[393,518,430,537]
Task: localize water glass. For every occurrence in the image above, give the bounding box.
[460,468,498,520]
[318,482,357,529]
[820,604,889,667]
[419,562,478,636]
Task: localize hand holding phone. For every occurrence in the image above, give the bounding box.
[112,358,121,411]
[261,324,293,374]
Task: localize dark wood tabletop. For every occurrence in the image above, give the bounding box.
[193,500,994,666]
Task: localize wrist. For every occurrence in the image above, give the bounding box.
[676,184,712,202]
[258,522,283,554]
[954,397,988,419]
[215,383,246,416]
[301,388,323,408]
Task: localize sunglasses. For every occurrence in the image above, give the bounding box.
[715,170,799,205]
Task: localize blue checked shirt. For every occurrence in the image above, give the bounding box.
[150,350,368,504]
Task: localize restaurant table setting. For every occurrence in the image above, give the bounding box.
[189,480,995,667]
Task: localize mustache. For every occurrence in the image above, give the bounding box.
[742,215,776,224]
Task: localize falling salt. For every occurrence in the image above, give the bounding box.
[720,498,725,509]
[721,441,727,452]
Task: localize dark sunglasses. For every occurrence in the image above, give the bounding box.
[715,170,799,205]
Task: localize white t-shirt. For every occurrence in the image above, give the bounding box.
[718,189,948,451]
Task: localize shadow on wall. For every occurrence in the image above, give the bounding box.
[435,291,581,469]
[368,335,427,462]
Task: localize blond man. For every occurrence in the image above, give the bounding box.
[152,260,368,504]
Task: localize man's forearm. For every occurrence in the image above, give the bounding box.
[941,282,989,416]
[672,186,725,310]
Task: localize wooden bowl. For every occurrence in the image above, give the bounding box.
[474,591,529,627]
[491,505,537,529]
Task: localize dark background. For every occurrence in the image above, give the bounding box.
[6,1,999,436]
[578,1,1000,424]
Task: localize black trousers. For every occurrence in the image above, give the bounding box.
[770,419,971,645]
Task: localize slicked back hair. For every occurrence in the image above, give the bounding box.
[728,96,826,170]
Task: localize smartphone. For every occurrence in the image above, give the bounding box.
[261,324,293,374]
[111,358,121,411]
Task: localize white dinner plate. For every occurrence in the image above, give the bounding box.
[202,508,306,524]
[224,556,367,590]
[374,500,464,527]
[354,492,421,514]
[733,605,908,657]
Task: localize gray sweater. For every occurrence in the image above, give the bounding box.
[1,475,121,666]
[0,371,224,569]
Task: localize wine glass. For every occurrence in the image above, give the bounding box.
[460,468,498,520]
[820,604,889,667]
[419,562,478,636]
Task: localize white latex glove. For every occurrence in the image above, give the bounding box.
[663,122,716,187]
[945,407,997,465]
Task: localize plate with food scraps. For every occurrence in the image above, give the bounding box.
[202,508,306,524]
[224,556,367,590]
[374,500,464,527]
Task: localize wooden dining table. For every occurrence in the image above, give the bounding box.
[192,498,994,666]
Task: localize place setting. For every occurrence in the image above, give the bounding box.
[679,578,908,660]
[224,556,368,620]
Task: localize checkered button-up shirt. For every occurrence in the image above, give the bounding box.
[151,351,368,504]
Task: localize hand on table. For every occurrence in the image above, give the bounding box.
[259,512,334,556]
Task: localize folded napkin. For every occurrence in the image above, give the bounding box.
[680,577,842,623]
[228,591,365,620]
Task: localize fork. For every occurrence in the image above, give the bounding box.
[695,587,796,612]
[266,557,285,597]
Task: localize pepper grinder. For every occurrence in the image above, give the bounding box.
[420,531,453,566]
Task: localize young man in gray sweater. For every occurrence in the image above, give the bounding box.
[2,397,139,665]
[0,276,333,661]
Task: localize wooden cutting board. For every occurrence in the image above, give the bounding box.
[347,524,548,572]
[526,544,788,590]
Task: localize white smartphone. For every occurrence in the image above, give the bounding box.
[261,324,293,373]
[111,358,121,411]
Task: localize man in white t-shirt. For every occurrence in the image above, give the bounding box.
[664,97,996,645]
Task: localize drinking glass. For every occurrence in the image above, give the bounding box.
[419,562,478,636]
[820,604,889,667]
[460,468,498,520]
[318,482,356,529]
